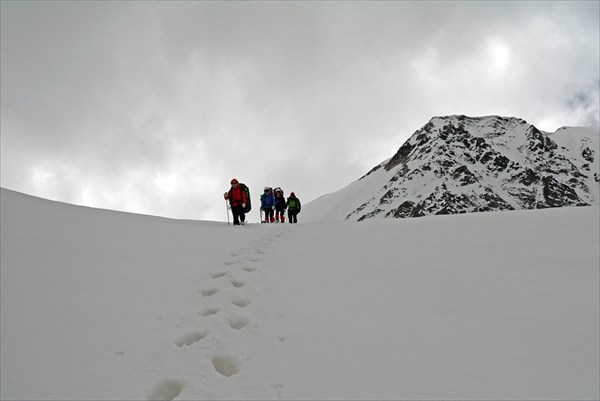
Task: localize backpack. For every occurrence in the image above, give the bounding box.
[287,197,300,211]
[239,183,251,213]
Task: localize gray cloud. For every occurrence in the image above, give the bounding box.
[1,1,598,221]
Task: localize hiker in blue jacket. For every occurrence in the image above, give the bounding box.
[260,187,276,223]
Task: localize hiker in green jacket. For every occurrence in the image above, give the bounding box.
[286,192,301,224]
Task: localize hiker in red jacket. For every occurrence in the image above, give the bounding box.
[224,178,247,225]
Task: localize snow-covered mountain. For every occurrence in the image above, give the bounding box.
[304,115,599,222]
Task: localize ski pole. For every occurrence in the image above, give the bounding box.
[225,198,230,225]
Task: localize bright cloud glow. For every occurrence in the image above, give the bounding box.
[486,38,512,75]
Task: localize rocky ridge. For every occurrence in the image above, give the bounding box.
[307,115,599,222]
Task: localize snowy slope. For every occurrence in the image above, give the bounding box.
[303,116,599,223]
[1,188,599,400]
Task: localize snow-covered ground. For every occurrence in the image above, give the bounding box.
[1,188,598,400]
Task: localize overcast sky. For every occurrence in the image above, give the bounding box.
[1,1,599,222]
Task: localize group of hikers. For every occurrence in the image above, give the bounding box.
[259,186,301,224]
[224,178,301,226]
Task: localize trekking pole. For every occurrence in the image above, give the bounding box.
[225,198,230,225]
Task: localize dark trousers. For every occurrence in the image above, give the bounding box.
[263,207,274,222]
[288,210,298,223]
[232,205,245,225]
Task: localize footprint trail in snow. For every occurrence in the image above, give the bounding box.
[146,225,292,400]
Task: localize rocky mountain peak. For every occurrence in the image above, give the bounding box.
[305,115,599,222]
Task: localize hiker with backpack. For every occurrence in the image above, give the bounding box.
[274,187,286,223]
[286,192,301,224]
[224,178,247,225]
[260,187,276,223]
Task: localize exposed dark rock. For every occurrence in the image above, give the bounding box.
[357,208,384,221]
[540,176,588,208]
[527,126,558,152]
[511,168,540,186]
[452,165,479,186]
[388,201,426,218]
[380,189,396,204]
[385,142,415,171]
[479,189,514,211]
[582,147,594,163]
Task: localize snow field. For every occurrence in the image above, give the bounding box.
[1,188,598,400]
